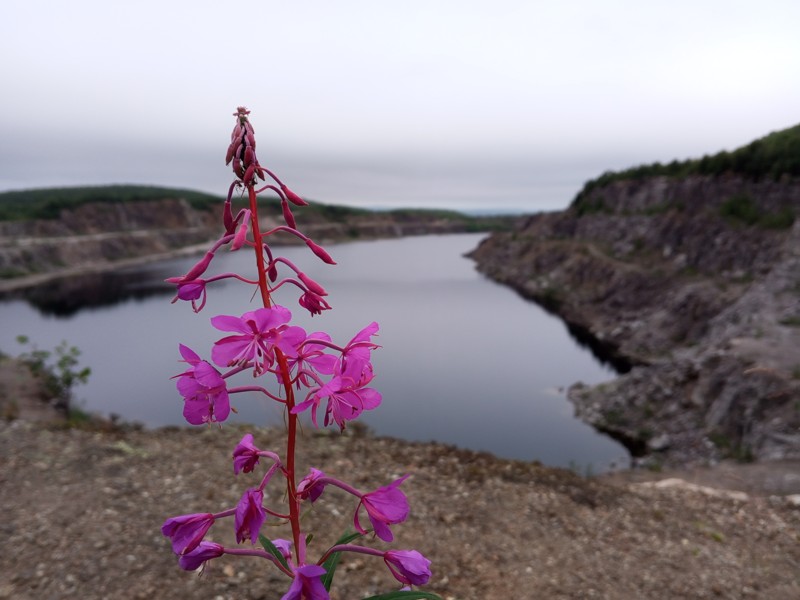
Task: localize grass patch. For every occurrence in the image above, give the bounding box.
[0,185,223,221]
[720,194,795,229]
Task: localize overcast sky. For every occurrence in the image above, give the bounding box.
[1,1,798,212]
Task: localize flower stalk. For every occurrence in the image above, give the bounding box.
[160,107,437,598]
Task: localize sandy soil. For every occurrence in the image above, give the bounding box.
[1,366,799,600]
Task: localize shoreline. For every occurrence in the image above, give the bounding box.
[0,241,214,294]
[468,177,800,469]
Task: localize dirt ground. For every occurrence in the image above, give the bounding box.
[1,362,799,599]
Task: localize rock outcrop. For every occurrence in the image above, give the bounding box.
[470,175,800,467]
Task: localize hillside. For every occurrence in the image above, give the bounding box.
[573,122,800,208]
[469,124,800,468]
[0,185,507,289]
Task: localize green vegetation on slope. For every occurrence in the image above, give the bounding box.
[0,185,223,221]
[573,123,800,207]
[0,184,512,232]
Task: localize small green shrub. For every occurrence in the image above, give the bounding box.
[15,336,91,406]
[720,194,760,225]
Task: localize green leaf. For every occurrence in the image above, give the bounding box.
[320,530,364,591]
[360,592,443,600]
[258,534,290,572]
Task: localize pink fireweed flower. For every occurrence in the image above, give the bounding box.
[169,279,208,313]
[298,291,332,316]
[340,321,380,371]
[355,475,410,542]
[211,306,305,375]
[293,359,381,430]
[383,550,432,586]
[166,251,215,312]
[175,280,206,302]
[232,433,261,475]
[296,468,327,503]
[161,513,215,555]
[285,333,337,388]
[178,541,224,571]
[175,345,230,425]
[235,487,266,544]
[282,564,330,600]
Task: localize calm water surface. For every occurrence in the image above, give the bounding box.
[0,234,628,471]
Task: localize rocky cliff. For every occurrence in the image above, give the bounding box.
[0,190,490,291]
[470,174,800,467]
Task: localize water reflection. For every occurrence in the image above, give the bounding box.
[1,269,172,317]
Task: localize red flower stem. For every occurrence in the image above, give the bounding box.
[247,186,272,309]
[276,348,302,564]
[247,183,304,566]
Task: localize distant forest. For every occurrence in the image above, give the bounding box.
[573,123,800,204]
[0,185,224,221]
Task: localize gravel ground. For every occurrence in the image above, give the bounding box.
[2,356,799,599]
[1,412,799,600]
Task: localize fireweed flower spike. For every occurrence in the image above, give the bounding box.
[160,108,438,598]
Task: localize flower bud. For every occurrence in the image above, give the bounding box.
[298,273,326,296]
[223,199,235,234]
[305,239,337,265]
[183,251,214,281]
[281,184,308,206]
[281,198,297,229]
[232,221,249,251]
[299,291,332,316]
[243,164,255,185]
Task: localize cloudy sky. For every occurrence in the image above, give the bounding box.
[1,1,798,212]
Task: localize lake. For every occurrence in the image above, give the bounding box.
[0,233,629,472]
